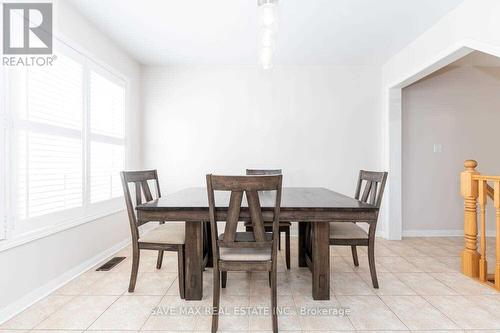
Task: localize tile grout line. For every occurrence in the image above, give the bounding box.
[420,293,463,330]
[467,294,500,318]
[376,294,411,332]
[28,294,77,331]
[136,291,167,332]
[82,291,122,331]
[332,294,356,331]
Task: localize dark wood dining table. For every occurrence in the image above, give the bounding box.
[136,187,378,300]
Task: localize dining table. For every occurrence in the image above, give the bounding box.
[136,187,379,300]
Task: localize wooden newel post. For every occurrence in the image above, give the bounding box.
[461,159,480,278]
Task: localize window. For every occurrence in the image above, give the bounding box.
[0,67,6,240]
[15,54,84,221]
[4,43,127,240]
[90,70,126,203]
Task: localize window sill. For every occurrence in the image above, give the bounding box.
[0,208,125,253]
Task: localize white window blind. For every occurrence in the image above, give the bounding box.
[0,67,6,240]
[90,69,126,203]
[91,142,124,202]
[16,131,83,219]
[15,54,84,221]
[3,41,128,240]
[90,71,125,138]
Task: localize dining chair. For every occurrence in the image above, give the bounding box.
[121,170,185,298]
[207,174,282,333]
[329,170,388,288]
[244,169,290,269]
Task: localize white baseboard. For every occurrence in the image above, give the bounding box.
[403,229,463,237]
[0,238,129,324]
[280,225,472,239]
[290,223,389,239]
[376,229,388,239]
[0,223,157,325]
[402,229,496,237]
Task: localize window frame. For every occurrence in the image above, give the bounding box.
[0,62,7,240]
[0,38,129,250]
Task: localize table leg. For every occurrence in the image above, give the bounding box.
[312,222,330,300]
[185,221,203,300]
[298,221,307,267]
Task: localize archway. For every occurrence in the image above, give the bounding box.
[385,42,500,240]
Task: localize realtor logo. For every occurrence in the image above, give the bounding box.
[3,3,53,54]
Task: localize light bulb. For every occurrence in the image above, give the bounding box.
[261,58,273,70]
[260,47,273,69]
[260,3,276,26]
[261,28,274,47]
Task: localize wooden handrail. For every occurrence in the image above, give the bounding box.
[461,159,500,291]
[473,175,500,181]
[471,176,496,199]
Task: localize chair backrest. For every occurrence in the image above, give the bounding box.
[206,174,282,260]
[246,169,282,176]
[354,170,388,208]
[121,170,161,242]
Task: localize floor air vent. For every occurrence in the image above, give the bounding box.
[96,256,126,271]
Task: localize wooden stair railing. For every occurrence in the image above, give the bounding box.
[460,160,500,291]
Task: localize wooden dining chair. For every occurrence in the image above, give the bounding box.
[207,174,282,333]
[244,169,290,269]
[329,170,387,288]
[121,170,185,298]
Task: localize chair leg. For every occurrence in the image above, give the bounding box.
[268,271,272,287]
[368,241,379,288]
[285,227,291,269]
[128,245,140,292]
[221,271,227,288]
[178,245,185,299]
[156,250,164,269]
[212,266,220,333]
[351,246,359,267]
[278,232,281,250]
[271,268,278,333]
[202,223,208,271]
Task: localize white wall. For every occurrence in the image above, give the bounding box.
[0,0,141,322]
[141,65,383,212]
[402,65,500,235]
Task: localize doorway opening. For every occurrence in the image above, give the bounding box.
[400,51,500,237]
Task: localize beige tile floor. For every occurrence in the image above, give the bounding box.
[2,236,500,333]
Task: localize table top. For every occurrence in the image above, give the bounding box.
[136,187,377,212]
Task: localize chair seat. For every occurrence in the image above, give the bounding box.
[139,223,185,244]
[220,231,272,242]
[244,221,291,227]
[218,232,272,261]
[329,222,368,239]
[219,247,272,261]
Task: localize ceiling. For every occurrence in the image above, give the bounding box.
[66,0,464,66]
